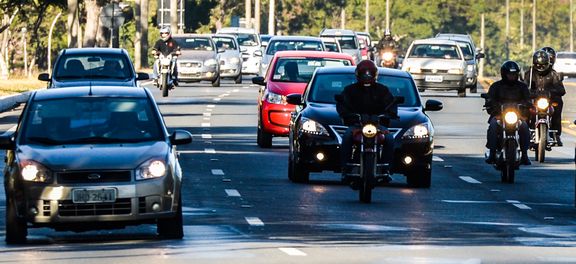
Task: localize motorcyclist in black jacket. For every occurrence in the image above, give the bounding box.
[485,61,532,165]
[151,26,181,86]
[377,29,397,52]
[336,60,398,181]
[523,49,566,146]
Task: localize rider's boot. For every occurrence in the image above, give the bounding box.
[520,150,532,165]
[485,149,496,164]
[555,134,563,146]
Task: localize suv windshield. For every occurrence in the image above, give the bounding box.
[21,97,163,145]
[175,37,214,51]
[54,54,133,80]
[308,73,418,107]
[266,40,324,55]
[331,36,358,49]
[272,58,352,83]
[409,44,462,60]
[213,37,238,50]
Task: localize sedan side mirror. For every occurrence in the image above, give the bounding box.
[286,94,303,105]
[136,72,150,81]
[170,130,193,145]
[424,99,443,111]
[252,76,266,86]
[38,73,50,82]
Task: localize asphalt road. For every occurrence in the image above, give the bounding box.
[0,78,575,263]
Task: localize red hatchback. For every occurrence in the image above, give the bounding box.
[252,51,354,148]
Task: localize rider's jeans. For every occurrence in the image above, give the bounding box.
[153,58,179,80]
[486,116,530,151]
[341,125,395,170]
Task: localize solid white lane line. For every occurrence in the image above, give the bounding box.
[207,104,216,108]
[243,86,250,89]
[201,123,211,127]
[513,203,532,210]
[201,134,212,139]
[211,169,225,175]
[204,148,216,154]
[459,176,482,184]
[506,200,521,204]
[245,217,265,226]
[225,189,241,197]
[278,248,306,256]
[203,113,212,117]
[432,156,444,162]
[213,98,222,101]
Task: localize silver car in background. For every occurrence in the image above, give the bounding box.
[173,34,223,87]
[213,34,243,84]
[259,36,326,76]
[435,33,484,93]
[217,27,262,76]
[554,51,576,79]
[319,28,362,64]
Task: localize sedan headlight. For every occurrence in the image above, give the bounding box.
[137,159,167,180]
[536,98,549,110]
[403,123,431,139]
[265,91,286,104]
[205,59,218,67]
[504,111,518,125]
[300,117,329,136]
[19,160,52,182]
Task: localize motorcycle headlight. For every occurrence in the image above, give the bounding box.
[137,159,167,180]
[20,160,52,182]
[504,111,518,125]
[362,124,378,138]
[205,59,218,67]
[265,91,286,105]
[403,123,431,139]
[536,98,549,110]
[300,117,329,136]
[382,52,394,61]
[448,68,463,74]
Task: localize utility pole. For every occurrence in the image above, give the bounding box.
[571,0,574,52]
[268,0,275,35]
[340,2,345,29]
[21,27,27,78]
[506,0,510,60]
[255,0,260,33]
[479,13,485,78]
[245,0,252,28]
[170,0,177,34]
[521,0,524,49]
[532,0,536,51]
[365,0,369,33]
[48,12,62,75]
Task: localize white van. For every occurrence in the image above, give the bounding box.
[216,27,262,75]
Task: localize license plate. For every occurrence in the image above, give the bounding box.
[179,68,198,74]
[72,188,117,203]
[425,75,443,82]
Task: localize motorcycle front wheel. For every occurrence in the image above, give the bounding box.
[161,73,169,97]
[536,124,548,163]
[359,152,375,203]
[501,139,516,184]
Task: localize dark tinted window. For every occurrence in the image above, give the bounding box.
[54,54,133,80]
[308,73,418,107]
[324,42,340,52]
[331,36,358,49]
[272,58,352,83]
[213,37,238,50]
[176,37,214,51]
[235,33,259,46]
[266,40,324,55]
[21,97,163,145]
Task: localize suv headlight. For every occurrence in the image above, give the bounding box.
[467,64,475,73]
[300,117,330,136]
[265,91,286,104]
[205,59,218,67]
[19,160,52,182]
[137,159,167,180]
[403,122,431,139]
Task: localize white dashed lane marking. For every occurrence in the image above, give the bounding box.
[459,176,482,184]
[278,248,306,256]
[432,156,444,162]
[507,200,532,210]
[213,98,222,101]
[201,123,211,127]
[204,148,216,154]
[203,113,212,117]
[211,169,225,175]
[225,189,241,197]
[245,217,265,226]
[201,134,212,139]
[207,104,216,108]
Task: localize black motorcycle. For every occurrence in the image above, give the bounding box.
[530,90,557,162]
[154,53,178,97]
[375,49,398,69]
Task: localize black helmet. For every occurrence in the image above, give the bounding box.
[541,46,556,65]
[532,50,550,72]
[355,60,378,86]
[500,60,520,81]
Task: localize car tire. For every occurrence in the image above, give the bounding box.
[257,126,273,148]
[288,152,310,183]
[457,87,466,97]
[157,196,184,239]
[406,165,431,188]
[234,74,242,84]
[5,196,27,244]
[470,83,478,93]
[212,75,221,87]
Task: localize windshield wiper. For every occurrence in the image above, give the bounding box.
[27,137,65,145]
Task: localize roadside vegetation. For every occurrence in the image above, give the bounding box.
[0,78,44,96]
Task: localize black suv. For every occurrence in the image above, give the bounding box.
[287,66,443,187]
[38,48,149,88]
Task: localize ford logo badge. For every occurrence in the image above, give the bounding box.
[87,173,101,180]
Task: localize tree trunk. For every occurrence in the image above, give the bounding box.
[0,15,9,80]
[83,0,102,47]
[135,0,142,69]
[170,0,178,33]
[141,0,149,68]
[67,0,79,48]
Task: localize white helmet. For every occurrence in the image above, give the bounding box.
[160,26,171,41]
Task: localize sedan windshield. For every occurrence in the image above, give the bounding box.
[266,40,324,55]
[272,58,352,83]
[213,37,238,50]
[308,73,419,107]
[21,97,164,145]
[54,54,133,80]
[409,44,462,60]
[176,37,215,51]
